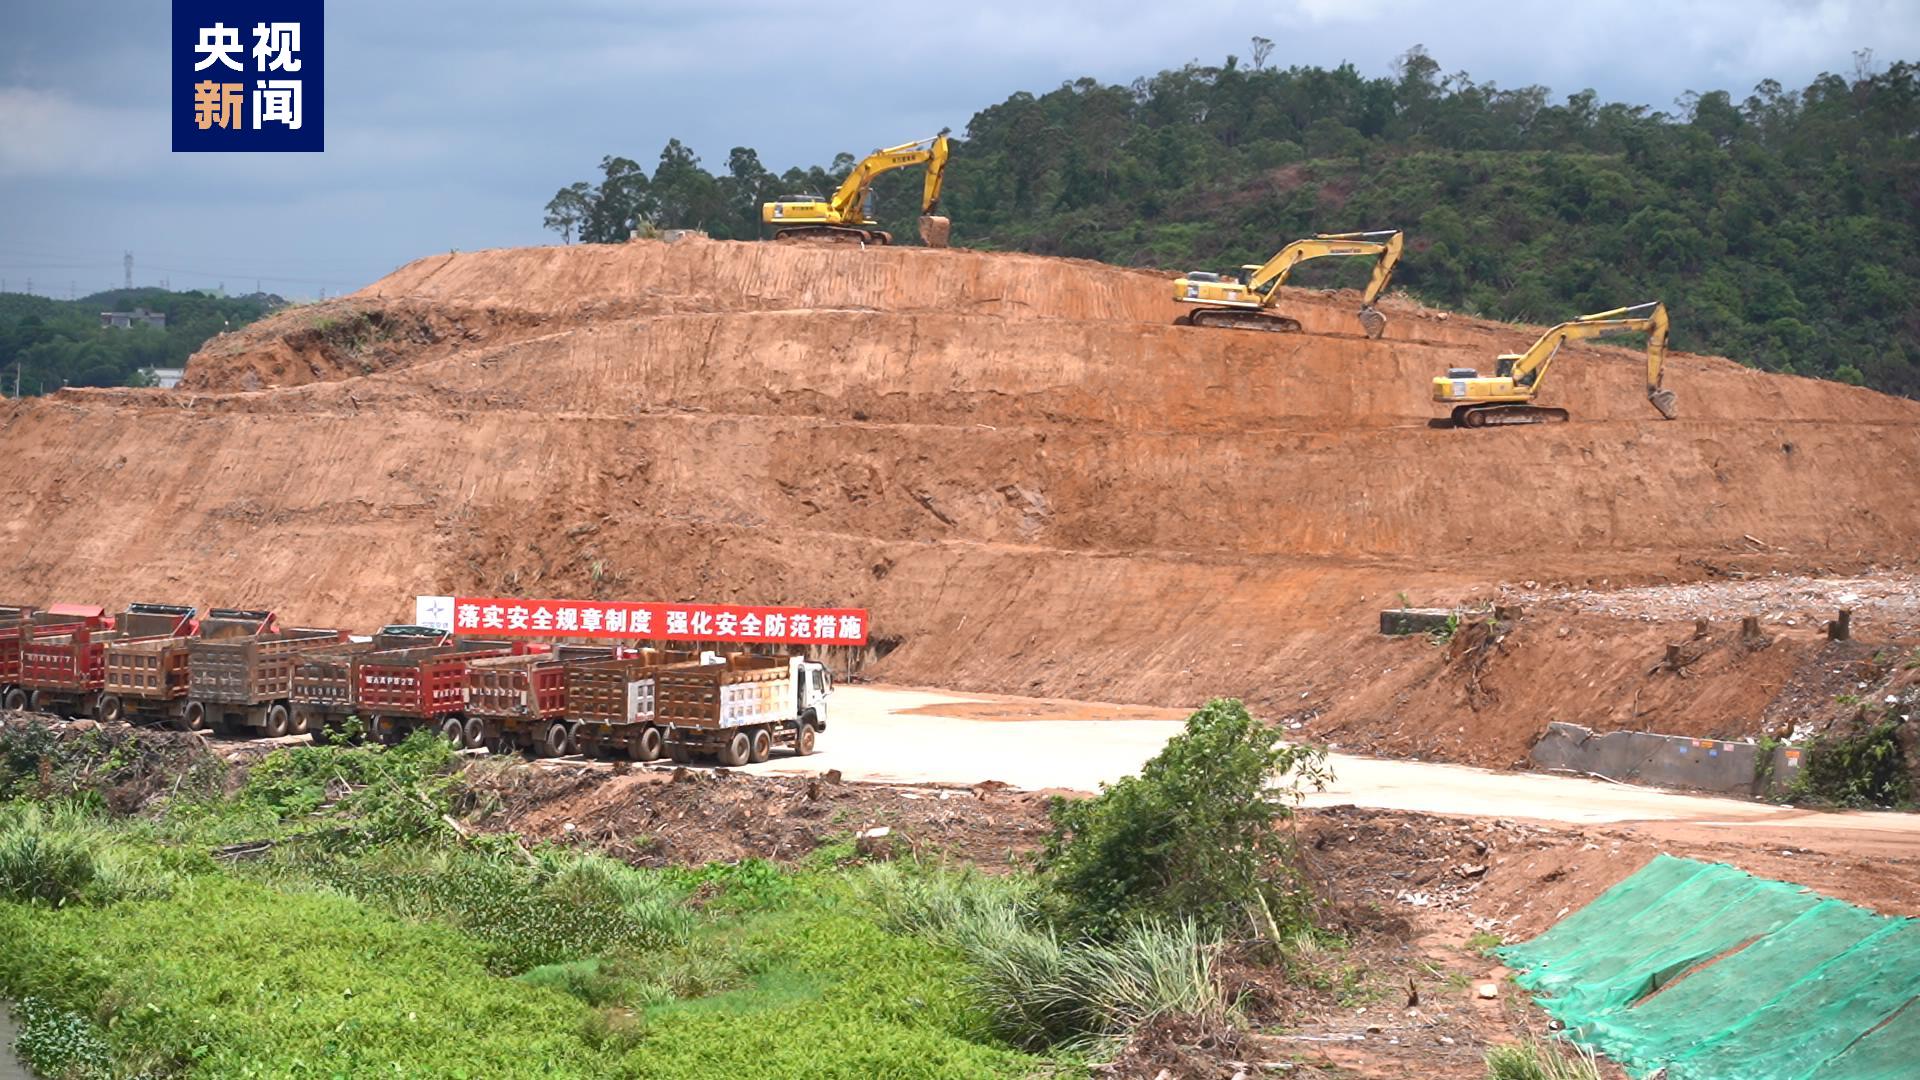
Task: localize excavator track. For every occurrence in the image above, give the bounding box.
[774,226,892,245]
[1179,308,1305,333]
[1451,404,1571,428]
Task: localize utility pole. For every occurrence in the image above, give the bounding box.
[24,277,31,296]
[124,251,133,291]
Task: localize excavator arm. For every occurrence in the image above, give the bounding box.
[1435,301,1678,425]
[1508,302,1674,416]
[826,133,949,222]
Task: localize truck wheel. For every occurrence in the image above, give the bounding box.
[310,720,333,745]
[796,722,817,756]
[668,742,692,764]
[97,694,124,725]
[265,703,293,738]
[749,727,772,763]
[291,707,314,736]
[464,717,487,750]
[27,691,51,716]
[440,717,466,746]
[542,722,571,758]
[634,726,663,762]
[1,687,24,711]
[719,731,751,767]
[182,700,206,731]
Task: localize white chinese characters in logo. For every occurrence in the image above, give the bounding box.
[253,80,302,130]
[251,22,303,72]
[193,24,244,71]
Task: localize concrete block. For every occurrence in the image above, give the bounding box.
[1381,608,1460,635]
[1530,722,1804,798]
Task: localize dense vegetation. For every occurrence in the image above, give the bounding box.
[0,701,1335,1077]
[0,289,281,397]
[547,47,1920,396]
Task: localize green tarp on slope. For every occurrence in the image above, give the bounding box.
[1498,855,1920,1080]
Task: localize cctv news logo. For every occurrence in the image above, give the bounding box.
[172,2,324,152]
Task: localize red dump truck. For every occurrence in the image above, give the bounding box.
[2,604,107,711]
[458,645,623,754]
[554,648,702,760]
[100,609,281,727]
[655,652,832,766]
[290,626,455,741]
[355,639,525,744]
[186,619,349,736]
[15,604,199,718]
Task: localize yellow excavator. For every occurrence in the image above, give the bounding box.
[1172,230,1403,338]
[1432,301,1680,427]
[762,131,952,247]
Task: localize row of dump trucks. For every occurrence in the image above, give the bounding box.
[0,602,833,766]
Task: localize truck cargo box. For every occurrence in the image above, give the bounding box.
[555,649,700,760]
[14,604,197,718]
[289,626,457,729]
[101,609,277,726]
[355,640,519,743]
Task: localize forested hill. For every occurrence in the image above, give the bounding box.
[0,288,283,395]
[547,47,1920,396]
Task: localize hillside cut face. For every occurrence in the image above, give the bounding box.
[4,238,1919,745]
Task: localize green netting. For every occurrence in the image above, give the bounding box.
[1498,856,1920,1080]
[1499,853,1709,972]
[1666,920,1920,1080]
[1804,999,1920,1080]
[1578,899,1895,1070]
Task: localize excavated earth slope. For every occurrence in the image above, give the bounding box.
[6,238,1920,763]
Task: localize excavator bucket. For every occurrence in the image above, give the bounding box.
[1356,306,1387,340]
[1648,387,1679,420]
[918,215,951,249]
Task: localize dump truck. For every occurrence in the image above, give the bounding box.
[354,639,524,744]
[290,625,453,741]
[185,620,349,736]
[15,604,199,718]
[100,609,281,727]
[2,604,106,711]
[655,653,832,766]
[558,648,703,760]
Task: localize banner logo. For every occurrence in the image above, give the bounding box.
[173,2,324,152]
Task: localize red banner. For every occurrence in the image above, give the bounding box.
[449,597,868,646]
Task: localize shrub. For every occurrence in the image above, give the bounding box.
[1791,719,1911,808]
[1041,699,1330,935]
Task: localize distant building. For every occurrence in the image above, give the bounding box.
[142,367,185,389]
[100,307,167,329]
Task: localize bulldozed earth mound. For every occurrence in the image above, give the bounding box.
[6,236,1920,767]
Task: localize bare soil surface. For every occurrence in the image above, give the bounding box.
[4,239,1919,773]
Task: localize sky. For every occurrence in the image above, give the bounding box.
[0,0,1913,300]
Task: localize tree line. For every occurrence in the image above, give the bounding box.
[544,45,1920,396]
[0,289,284,396]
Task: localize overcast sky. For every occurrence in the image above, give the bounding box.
[0,0,1912,300]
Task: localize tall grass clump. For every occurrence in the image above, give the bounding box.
[0,803,167,906]
[857,863,1231,1050]
[1484,1037,1604,1080]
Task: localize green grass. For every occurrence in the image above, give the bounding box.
[0,730,1037,1079]
[0,868,1035,1078]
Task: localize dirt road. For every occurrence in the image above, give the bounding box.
[746,686,1920,837]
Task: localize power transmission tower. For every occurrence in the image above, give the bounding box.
[124,251,133,290]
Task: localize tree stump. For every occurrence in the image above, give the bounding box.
[1827,608,1852,641]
